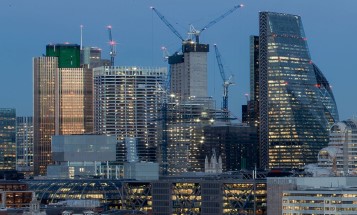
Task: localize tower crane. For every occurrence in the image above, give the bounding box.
[214,44,234,120]
[150,7,185,42]
[189,4,244,44]
[107,25,117,66]
[151,4,243,44]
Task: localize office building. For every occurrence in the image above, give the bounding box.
[169,42,209,102]
[47,135,117,179]
[80,46,111,68]
[268,177,357,215]
[0,180,33,208]
[93,66,167,164]
[203,123,258,172]
[244,36,260,127]
[161,97,220,175]
[33,44,93,175]
[26,172,267,214]
[0,108,16,170]
[316,119,357,176]
[16,116,34,175]
[258,12,339,169]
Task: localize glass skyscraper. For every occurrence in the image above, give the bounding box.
[16,116,34,175]
[33,44,93,175]
[258,12,339,169]
[0,108,16,170]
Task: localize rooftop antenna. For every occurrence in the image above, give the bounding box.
[80,24,84,50]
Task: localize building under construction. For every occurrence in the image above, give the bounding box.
[169,42,209,102]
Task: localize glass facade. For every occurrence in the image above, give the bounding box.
[26,179,152,211]
[282,190,357,215]
[46,44,80,68]
[16,116,34,175]
[33,46,93,175]
[203,124,258,171]
[313,63,339,124]
[33,57,57,175]
[0,108,16,170]
[259,12,339,169]
[162,98,218,175]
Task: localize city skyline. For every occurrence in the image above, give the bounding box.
[1,0,356,120]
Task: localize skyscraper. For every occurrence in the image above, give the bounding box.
[0,108,16,170]
[93,66,167,163]
[169,42,209,102]
[258,12,339,169]
[163,98,218,175]
[16,116,34,175]
[33,44,93,175]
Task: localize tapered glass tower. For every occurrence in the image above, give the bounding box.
[258,12,339,169]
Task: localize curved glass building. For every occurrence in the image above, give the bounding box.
[258,12,339,169]
[313,63,339,124]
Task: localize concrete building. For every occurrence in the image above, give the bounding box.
[33,44,93,175]
[268,177,357,215]
[47,135,117,179]
[0,108,16,170]
[169,42,209,102]
[314,119,357,176]
[93,66,167,164]
[258,12,339,169]
[16,116,34,176]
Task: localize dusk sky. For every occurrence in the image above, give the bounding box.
[1,0,356,120]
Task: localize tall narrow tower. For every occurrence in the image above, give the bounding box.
[33,44,93,175]
[258,12,339,169]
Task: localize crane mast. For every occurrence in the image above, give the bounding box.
[107,25,116,66]
[214,44,234,119]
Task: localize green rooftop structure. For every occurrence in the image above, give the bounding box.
[46,44,80,68]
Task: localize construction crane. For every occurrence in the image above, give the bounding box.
[151,4,243,44]
[107,25,116,66]
[150,7,185,42]
[188,4,244,43]
[214,44,234,120]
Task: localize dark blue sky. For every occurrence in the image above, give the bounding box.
[1,0,356,120]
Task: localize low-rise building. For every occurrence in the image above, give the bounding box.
[47,135,117,179]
